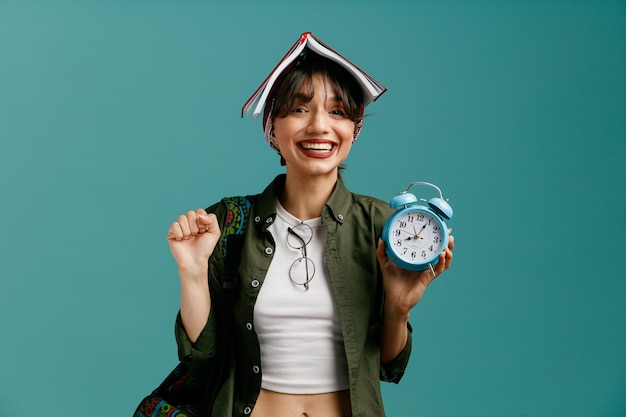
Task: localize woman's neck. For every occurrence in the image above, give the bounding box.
[280,170,338,221]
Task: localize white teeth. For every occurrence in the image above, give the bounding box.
[300,142,333,151]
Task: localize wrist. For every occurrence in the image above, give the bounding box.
[178,265,209,283]
[383,297,411,322]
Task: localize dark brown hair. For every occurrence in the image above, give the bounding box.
[268,53,365,124]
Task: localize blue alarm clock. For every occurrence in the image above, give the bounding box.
[382,181,453,272]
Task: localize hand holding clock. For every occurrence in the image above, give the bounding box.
[376,231,455,315]
[376,231,454,364]
[378,174,455,318]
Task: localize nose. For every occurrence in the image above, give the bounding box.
[306,109,330,134]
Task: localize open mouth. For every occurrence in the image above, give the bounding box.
[298,142,335,153]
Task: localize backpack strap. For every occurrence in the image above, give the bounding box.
[192,196,254,412]
[219,196,254,290]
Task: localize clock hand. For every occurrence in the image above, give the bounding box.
[397,229,414,240]
[413,224,427,239]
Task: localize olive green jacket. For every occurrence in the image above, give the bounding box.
[175,175,413,417]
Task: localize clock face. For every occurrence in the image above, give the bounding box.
[389,208,445,265]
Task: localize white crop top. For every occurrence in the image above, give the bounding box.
[253,201,349,394]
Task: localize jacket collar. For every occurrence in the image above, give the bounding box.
[252,174,352,231]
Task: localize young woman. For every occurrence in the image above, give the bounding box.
[167,40,454,417]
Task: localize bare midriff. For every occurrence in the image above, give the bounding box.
[251,388,352,417]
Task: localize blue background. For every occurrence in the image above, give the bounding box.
[1,1,625,416]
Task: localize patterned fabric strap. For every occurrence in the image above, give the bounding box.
[134,396,192,417]
[219,196,253,258]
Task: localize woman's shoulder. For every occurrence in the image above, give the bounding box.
[330,179,390,216]
[349,191,392,211]
[346,191,394,226]
[350,191,387,206]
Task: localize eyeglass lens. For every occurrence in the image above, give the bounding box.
[287,223,313,249]
[287,223,315,290]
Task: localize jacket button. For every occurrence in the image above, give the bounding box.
[264,247,273,255]
[244,406,252,415]
[254,216,261,223]
[251,280,260,288]
[265,217,273,224]
[253,365,260,373]
[338,214,344,220]
[246,322,253,330]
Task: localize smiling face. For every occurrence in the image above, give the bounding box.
[272,73,356,180]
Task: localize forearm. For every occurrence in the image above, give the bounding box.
[380,300,410,364]
[179,268,211,344]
